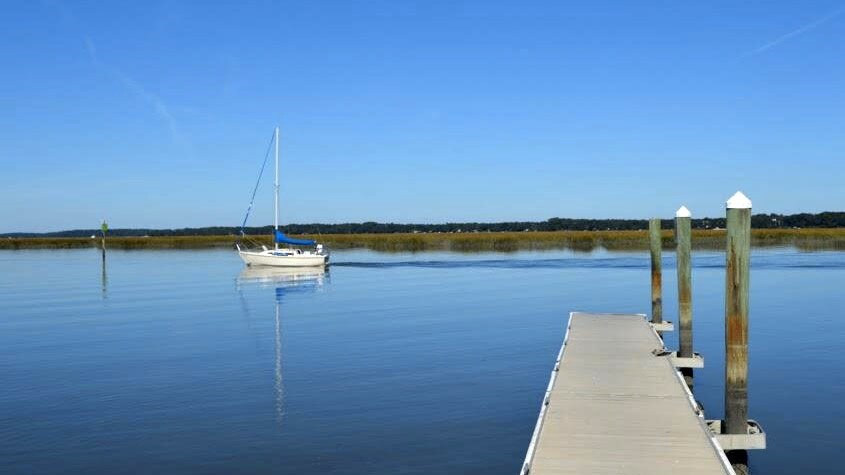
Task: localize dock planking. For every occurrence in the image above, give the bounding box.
[521,312,733,475]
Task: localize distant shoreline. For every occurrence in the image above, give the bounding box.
[3,228,844,252]
[4,211,844,239]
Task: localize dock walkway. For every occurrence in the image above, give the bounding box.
[522,312,733,474]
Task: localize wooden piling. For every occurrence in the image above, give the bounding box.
[100,220,108,254]
[725,192,751,435]
[675,207,693,358]
[648,218,662,325]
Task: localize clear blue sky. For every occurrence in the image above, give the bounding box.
[2,1,844,232]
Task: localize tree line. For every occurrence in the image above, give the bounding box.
[4,212,843,238]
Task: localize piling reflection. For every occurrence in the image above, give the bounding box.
[100,248,108,299]
[236,266,328,424]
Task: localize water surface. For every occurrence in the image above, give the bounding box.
[1,248,843,473]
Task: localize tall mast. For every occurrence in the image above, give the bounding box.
[274,126,280,249]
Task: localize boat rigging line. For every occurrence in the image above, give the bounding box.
[239,130,277,236]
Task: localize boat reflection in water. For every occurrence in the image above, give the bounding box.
[236,266,328,424]
[237,266,328,289]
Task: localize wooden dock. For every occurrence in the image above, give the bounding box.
[521,312,734,474]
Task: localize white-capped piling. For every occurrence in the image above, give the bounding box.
[724,192,751,435]
[675,206,693,359]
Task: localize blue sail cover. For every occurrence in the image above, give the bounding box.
[274,230,316,246]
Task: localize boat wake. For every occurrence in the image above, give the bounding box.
[330,254,845,270]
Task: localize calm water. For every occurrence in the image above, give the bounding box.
[1,248,844,474]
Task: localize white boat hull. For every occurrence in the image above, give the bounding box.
[238,249,328,267]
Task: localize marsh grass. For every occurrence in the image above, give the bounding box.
[3,228,845,252]
[0,236,237,250]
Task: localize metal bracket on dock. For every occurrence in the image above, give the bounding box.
[651,348,703,368]
[706,419,767,450]
[650,320,674,332]
[669,351,704,368]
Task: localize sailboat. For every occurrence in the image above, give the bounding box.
[236,127,329,267]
